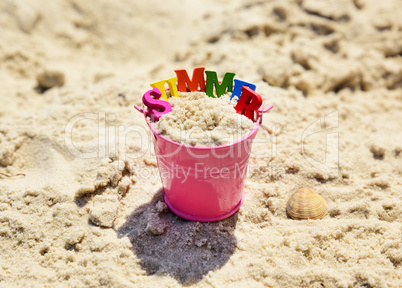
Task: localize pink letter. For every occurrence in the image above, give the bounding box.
[142,88,172,121]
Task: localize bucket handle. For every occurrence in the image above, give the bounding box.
[134,105,146,115]
[256,103,273,124]
[134,104,153,126]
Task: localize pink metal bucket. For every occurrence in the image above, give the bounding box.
[135,103,273,222]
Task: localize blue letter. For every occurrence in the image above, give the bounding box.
[231,79,256,101]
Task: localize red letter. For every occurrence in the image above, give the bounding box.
[235,86,262,121]
[174,67,205,92]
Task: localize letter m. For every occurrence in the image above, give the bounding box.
[174,67,206,92]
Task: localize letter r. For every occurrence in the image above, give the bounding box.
[234,86,262,121]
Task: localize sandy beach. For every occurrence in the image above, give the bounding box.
[0,0,401,287]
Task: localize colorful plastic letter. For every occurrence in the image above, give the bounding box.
[231,79,256,100]
[174,67,206,92]
[150,77,178,101]
[205,71,235,98]
[142,87,172,121]
[235,86,262,121]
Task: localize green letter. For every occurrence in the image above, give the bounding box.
[205,71,235,98]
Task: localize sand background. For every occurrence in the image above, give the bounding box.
[0,0,401,287]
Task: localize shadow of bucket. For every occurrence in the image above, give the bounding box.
[135,100,273,222]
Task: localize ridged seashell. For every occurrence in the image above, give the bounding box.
[286,188,327,220]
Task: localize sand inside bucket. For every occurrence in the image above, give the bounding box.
[154,91,255,146]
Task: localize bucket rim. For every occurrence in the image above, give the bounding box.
[147,119,259,150]
[141,104,272,150]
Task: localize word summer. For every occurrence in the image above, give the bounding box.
[141,67,263,121]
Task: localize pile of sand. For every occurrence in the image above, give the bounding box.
[156,92,254,146]
[0,0,401,287]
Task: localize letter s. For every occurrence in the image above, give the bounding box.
[142,87,172,121]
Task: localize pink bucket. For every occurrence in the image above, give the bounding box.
[135,103,273,222]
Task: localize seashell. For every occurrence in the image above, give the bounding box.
[286,188,327,220]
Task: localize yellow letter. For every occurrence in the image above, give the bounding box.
[150,77,178,101]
